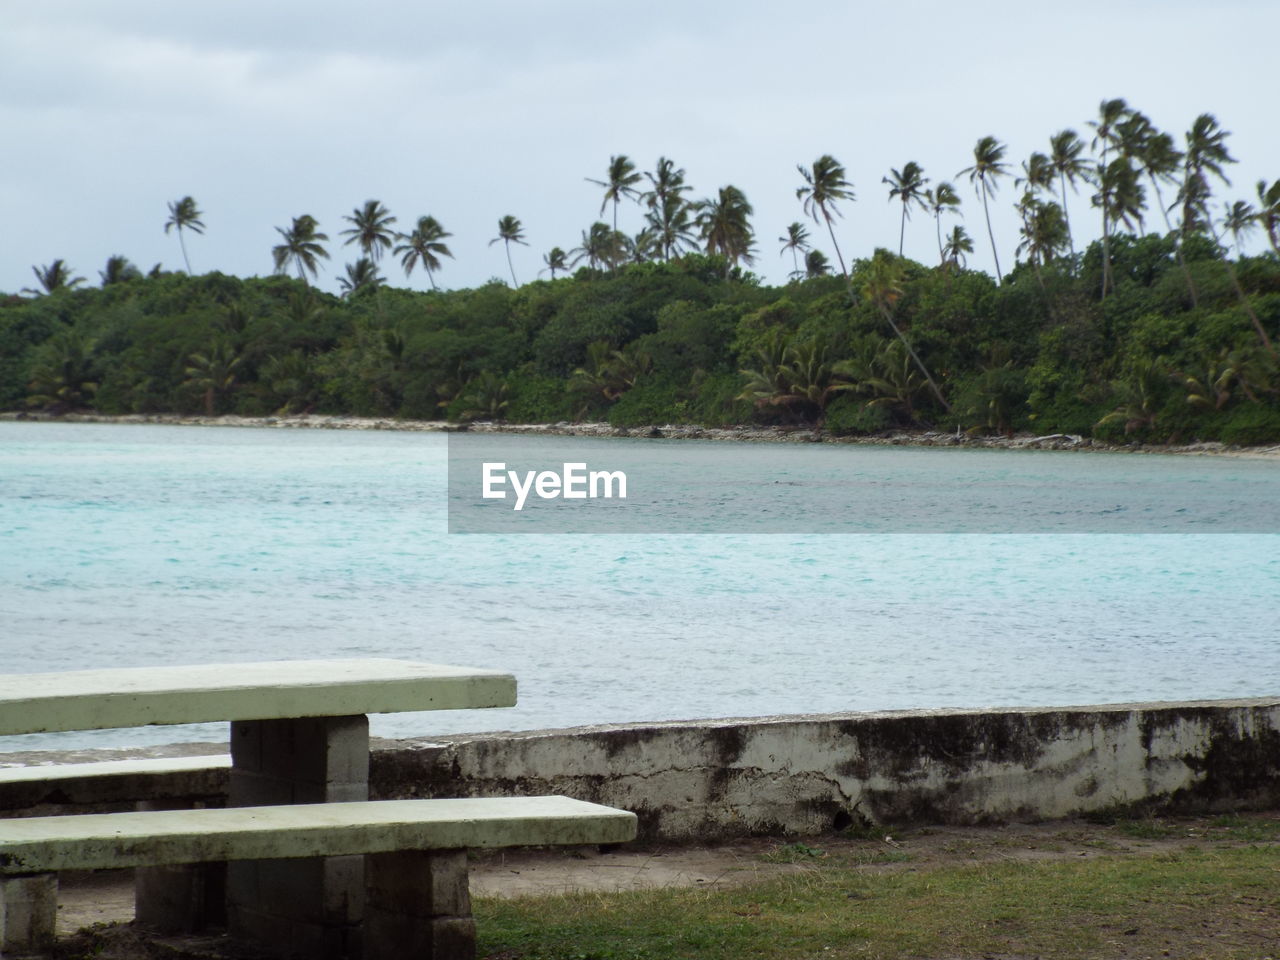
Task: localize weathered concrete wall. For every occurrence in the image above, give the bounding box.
[370,699,1280,840]
[3,699,1278,841]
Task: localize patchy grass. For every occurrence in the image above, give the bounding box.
[1113,813,1280,843]
[476,845,1280,960]
[759,841,827,864]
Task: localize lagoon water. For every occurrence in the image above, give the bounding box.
[1,421,1277,753]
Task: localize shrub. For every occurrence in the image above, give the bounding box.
[824,395,890,436]
[1219,404,1280,446]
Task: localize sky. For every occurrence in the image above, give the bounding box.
[3,0,1278,297]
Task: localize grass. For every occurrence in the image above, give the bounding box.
[1113,814,1280,843]
[476,845,1280,960]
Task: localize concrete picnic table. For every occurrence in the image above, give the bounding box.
[0,658,517,954]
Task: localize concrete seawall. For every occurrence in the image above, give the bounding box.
[377,698,1280,839]
[4,699,1278,841]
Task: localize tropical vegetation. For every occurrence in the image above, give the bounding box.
[4,99,1279,445]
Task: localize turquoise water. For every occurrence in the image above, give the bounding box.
[1,422,1277,752]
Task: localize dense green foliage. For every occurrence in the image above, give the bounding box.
[3,239,1278,443]
[8,97,1280,441]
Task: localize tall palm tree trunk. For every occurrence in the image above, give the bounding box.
[1098,145,1111,301]
[879,306,951,413]
[898,206,907,257]
[1100,216,1112,300]
[505,241,518,286]
[1148,177,1199,307]
[179,229,192,274]
[980,181,1002,283]
[1226,260,1275,355]
[1059,171,1075,256]
[1209,226,1276,357]
[824,215,848,280]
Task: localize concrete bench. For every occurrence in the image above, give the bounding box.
[0,794,637,959]
[0,659,520,957]
[0,756,231,814]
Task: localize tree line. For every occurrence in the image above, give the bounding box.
[5,97,1279,445]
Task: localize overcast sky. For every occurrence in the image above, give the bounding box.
[4,0,1277,297]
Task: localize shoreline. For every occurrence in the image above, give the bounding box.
[4,410,1280,459]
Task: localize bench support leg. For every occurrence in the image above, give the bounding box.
[0,874,57,957]
[135,798,227,934]
[227,715,369,959]
[135,861,226,934]
[365,849,475,960]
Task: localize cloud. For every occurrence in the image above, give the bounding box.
[3,0,1278,295]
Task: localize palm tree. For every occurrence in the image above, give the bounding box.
[164,196,205,274]
[883,161,929,256]
[926,182,961,265]
[853,339,933,427]
[643,157,690,209]
[1256,179,1280,256]
[1219,200,1275,357]
[99,255,141,286]
[26,330,98,412]
[1093,157,1147,272]
[394,216,453,291]
[459,371,511,422]
[779,222,811,278]
[629,227,658,263]
[570,341,653,405]
[1047,129,1090,255]
[272,215,330,285]
[1017,195,1070,299]
[341,200,396,262]
[1179,113,1236,241]
[796,155,855,279]
[696,186,756,277]
[540,247,569,278]
[957,136,1010,283]
[645,193,699,261]
[184,340,241,415]
[738,331,796,417]
[804,249,831,278]
[942,225,974,272]
[1123,111,1197,304]
[588,155,643,232]
[1088,99,1131,298]
[570,222,625,272]
[338,257,385,297]
[24,260,85,295]
[1015,153,1054,196]
[490,215,528,285]
[860,251,950,412]
[1017,197,1070,268]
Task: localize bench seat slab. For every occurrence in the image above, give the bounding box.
[0,796,638,874]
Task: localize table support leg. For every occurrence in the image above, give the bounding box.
[364,849,475,960]
[226,715,369,959]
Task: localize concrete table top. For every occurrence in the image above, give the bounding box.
[0,659,517,736]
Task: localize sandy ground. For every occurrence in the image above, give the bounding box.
[50,814,1279,957]
[6,411,1280,459]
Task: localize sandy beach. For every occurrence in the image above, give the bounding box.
[5,410,1280,460]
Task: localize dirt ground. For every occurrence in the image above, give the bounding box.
[51,814,1279,958]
